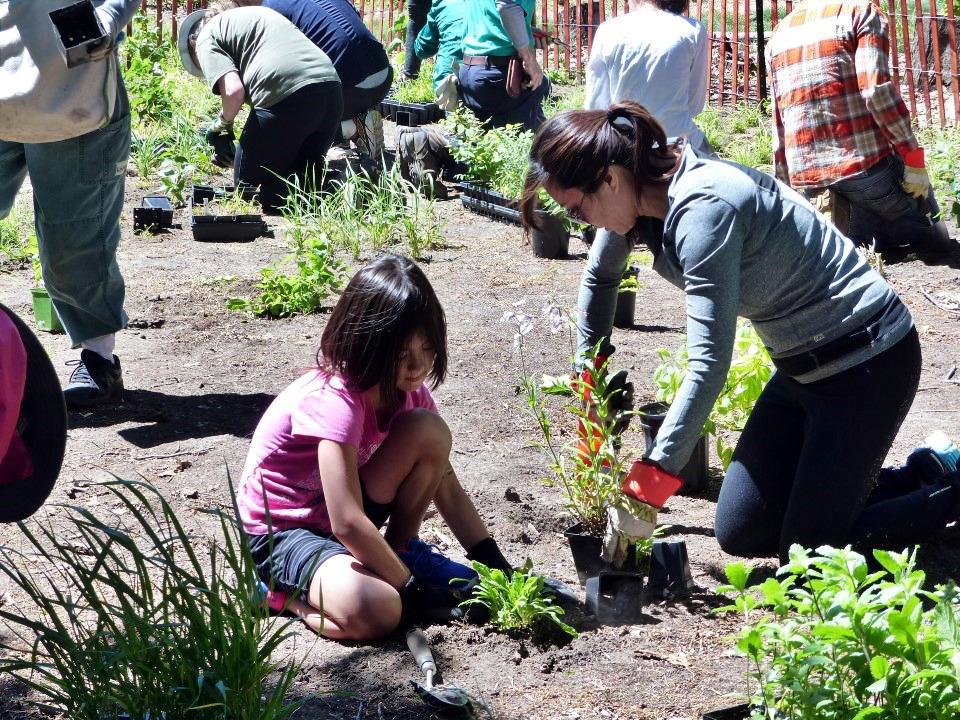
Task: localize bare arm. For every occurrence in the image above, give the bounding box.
[217,71,246,123]
[317,440,411,589]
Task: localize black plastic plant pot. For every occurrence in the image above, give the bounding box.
[49,0,108,68]
[701,703,752,720]
[133,195,174,233]
[637,401,710,494]
[563,523,643,586]
[379,98,443,127]
[529,212,569,258]
[613,289,636,329]
[585,571,644,624]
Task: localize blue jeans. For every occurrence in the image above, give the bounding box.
[0,76,129,346]
[457,63,551,132]
[830,153,945,253]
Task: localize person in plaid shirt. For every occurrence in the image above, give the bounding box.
[768,0,956,258]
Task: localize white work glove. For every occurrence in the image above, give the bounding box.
[901,165,931,199]
[601,497,658,568]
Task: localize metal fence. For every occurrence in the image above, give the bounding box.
[138,0,960,126]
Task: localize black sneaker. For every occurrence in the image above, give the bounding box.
[64,349,123,410]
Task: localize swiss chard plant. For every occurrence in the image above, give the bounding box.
[653,320,773,470]
[718,544,960,720]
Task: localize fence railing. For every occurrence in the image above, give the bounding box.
[138,0,960,127]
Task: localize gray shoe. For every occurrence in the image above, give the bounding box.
[397,128,449,199]
[64,349,123,410]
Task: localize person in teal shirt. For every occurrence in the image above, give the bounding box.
[457,0,550,131]
[414,0,465,94]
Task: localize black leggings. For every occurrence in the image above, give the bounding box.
[715,328,954,561]
[234,81,343,212]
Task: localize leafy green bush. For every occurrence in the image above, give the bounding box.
[442,109,533,198]
[0,479,305,720]
[718,544,960,720]
[653,320,773,470]
[462,561,576,638]
[0,197,33,265]
[392,60,436,104]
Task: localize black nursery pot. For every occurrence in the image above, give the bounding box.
[613,289,636,329]
[530,212,570,258]
[701,703,752,720]
[636,401,710,494]
[563,522,643,585]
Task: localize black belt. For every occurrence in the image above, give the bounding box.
[461,54,514,68]
[772,304,890,377]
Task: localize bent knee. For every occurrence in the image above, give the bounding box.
[331,577,402,641]
[397,408,452,456]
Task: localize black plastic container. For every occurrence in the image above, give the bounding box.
[585,572,644,624]
[133,195,174,233]
[459,182,522,225]
[379,98,443,126]
[529,213,569,258]
[647,539,695,596]
[613,289,636,328]
[49,0,108,68]
[190,185,266,242]
[701,704,752,720]
[637,401,710,494]
[563,523,643,585]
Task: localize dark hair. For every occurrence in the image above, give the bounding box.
[656,0,688,14]
[319,254,447,410]
[519,102,678,229]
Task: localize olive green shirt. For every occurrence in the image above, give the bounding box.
[196,6,339,109]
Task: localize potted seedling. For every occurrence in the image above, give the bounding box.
[613,265,640,328]
[502,302,667,590]
[28,239,64,334]
[526,191,570,259]
[190,185,266,242]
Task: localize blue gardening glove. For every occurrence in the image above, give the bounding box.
[205,115,236,167]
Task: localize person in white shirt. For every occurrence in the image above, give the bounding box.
[585,0,709,153]
[575,0,710,381]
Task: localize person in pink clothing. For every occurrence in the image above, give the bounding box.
[238,254,513,641]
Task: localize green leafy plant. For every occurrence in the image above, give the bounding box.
[196,187,262,217]
[0,197,33,265]
[653,320,773,470]
[158,157,197,207]
[718,544,960,720]
[0,478,306,720]
[462,560,577,638]
[442,109,533,198]
[228,177,346,318]
[619,268,640,293]
[503,301,635,536]
[392,60,436,104]
[131,127,167,181]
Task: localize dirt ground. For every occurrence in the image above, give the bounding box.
[1,123,959,720]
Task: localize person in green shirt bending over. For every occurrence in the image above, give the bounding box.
[179,4,342,211]
[413,0,465,98]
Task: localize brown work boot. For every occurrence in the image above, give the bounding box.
[396,127,449,199]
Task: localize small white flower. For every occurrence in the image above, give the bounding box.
[513,332,523,349]
[512,298,527,308]
[500,310,516,323]
[517,314,534,336]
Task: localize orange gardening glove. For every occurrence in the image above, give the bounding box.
[621,460,683,509]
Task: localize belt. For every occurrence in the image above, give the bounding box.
[462,54,514,67]
[772,304,891,377]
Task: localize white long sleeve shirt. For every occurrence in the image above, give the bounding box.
[585,7,709,152]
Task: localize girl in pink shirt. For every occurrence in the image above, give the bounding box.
[239,254,512,640]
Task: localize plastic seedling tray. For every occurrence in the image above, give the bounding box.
[49,0,108,68]
[459,182,522,225]
[133,195,174,233]
[379,98,444,127]
[189,185,266,243]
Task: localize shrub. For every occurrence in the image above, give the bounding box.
[441,109,533,198]
[0,478,306,720]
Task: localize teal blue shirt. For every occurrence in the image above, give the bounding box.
[415,0,466,92]
[462,0,535,57]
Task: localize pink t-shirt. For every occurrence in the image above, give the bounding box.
[238,369,437,535]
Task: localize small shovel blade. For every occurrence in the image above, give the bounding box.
[409,679,472,713]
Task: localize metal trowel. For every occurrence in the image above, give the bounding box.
[406,628,472,714]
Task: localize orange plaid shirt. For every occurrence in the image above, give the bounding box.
[767,0,920,189]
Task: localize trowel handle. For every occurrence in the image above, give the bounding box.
[406,628,436,673]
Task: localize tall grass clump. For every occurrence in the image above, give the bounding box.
[0,478,306,720]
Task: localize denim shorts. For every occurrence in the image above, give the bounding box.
[247,491,392,601]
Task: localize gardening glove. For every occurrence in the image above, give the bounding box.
[601,497,658,568]
[900,147,931,199]
[400,575,468,623]
[621,459,684,510]
[205,114,236,168]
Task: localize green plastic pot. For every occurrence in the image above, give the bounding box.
[30,287,64,334]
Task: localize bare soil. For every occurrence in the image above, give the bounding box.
[1,126,959,720]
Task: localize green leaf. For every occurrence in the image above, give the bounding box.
[724,561,752,591]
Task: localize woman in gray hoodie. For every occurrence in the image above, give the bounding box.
[520,101,959,562]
